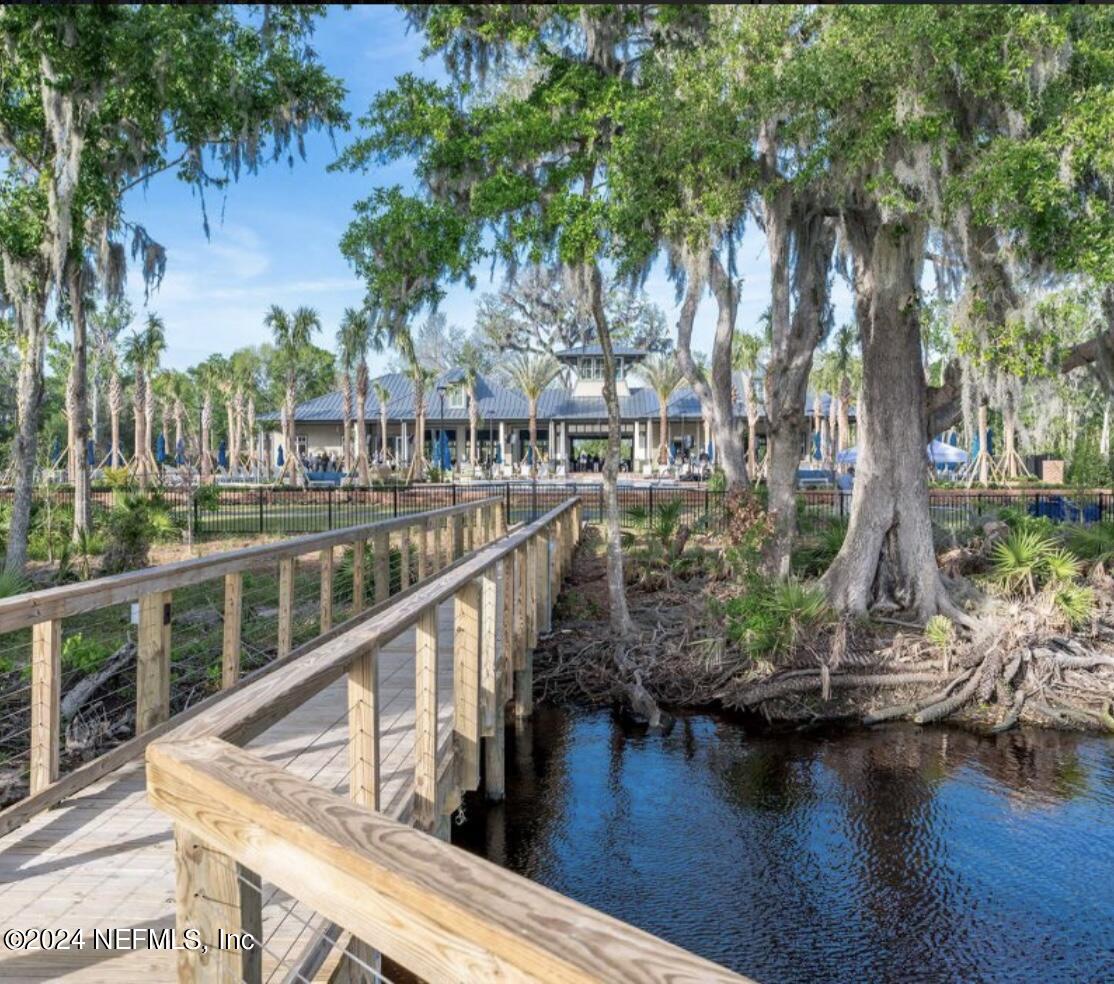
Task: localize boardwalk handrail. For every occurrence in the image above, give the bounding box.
[0,496,501,634]
[148,736,745,984]
[1,495,503,833]
[168,496,574,748]
[149,495,748,982]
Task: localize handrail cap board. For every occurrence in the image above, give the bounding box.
[148,736,748,984]
[0,496,501,634]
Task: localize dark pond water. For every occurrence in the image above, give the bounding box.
[454,707,1114,984]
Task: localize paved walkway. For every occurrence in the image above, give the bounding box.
[0,604,457,982]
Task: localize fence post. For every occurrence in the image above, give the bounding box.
[319,549,333,634]
[393,485,399,518]
[258,487,264,534]
[30,619,61,794]
[505,483,512,525]
[372,529,390,603]
[352,540,366,613]
[327,488,333,530]
[649,485,655,527]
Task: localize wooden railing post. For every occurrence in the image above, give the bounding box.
[417,519,430,581]
[414,606,438,833]
[543,530,554,634]
[222,573,243,689]
[399,526,411,589]
[137,590,171,733]
[453,580,481,795]
[319,548,333,634]
[352,540,366,613]
[372,529,390,604]
[348,645,380,810]
[174,824,263,983]
[482,561,505,801]
[30,619,60,794]
[434,516,445,571]
[496,500,507,537]
[277,557,295,658]
[452,511,465,560]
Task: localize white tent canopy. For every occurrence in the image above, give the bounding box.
[836,440,969,466]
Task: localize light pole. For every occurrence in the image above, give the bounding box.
[436,382,447,481]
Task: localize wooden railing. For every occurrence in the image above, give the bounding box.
[148,497,747,982]
[0,495,503,836]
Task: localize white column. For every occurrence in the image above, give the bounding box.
[548,418,556,463]
[646,416,654,463]
[499,421,506,465]
[633,420,641,463]
[401,421,409,463]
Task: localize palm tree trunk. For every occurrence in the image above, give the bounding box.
[528,402,539,478]
[356,362,370,485]
[379,402,389,462]
[284,383,297,487]
[340,375,353,474]
[134,372,148,489]
[201,391,212,484]
[658,402,668,465]
[469,385,478,464]
[743,378,758,475]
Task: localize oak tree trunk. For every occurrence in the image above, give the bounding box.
[67,261,91,537]
[822,211,947,621]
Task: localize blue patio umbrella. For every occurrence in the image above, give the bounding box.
[435,430,451,471]
[948,431,958,446]
[986,427,994,456]
[51,436,61,462]
[175,437,186,466]
[86,439,95,466]
[525,443,534,466]
[706,438,715,462]
[276,445,285,467]
[218,440,228,470]
[811,432,821,460]
[156,433,166,464]
[494,442,503,465]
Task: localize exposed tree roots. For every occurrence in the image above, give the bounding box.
[539,526,1114,735]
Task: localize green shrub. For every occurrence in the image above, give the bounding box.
[1065,520,1114,569]
[923,614,955,650]
[724,578,832,661]
[193,484,221,513]
[62,633,112,675]
[1053,582,1095,627]
[0,571,29,599]
[792,518,847,577]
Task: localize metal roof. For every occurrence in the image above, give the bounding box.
[264,371,850,425]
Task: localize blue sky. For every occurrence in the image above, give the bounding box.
[122,5,851,375]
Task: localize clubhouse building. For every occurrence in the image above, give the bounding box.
[270,345,839,475]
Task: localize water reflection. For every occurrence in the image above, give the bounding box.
[455,708,1114,983]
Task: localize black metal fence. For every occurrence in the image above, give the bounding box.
[6,483,1114,541]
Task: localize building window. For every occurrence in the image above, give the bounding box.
[448,387,467,410]
[295,435,308,456]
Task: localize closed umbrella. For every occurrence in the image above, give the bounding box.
[51,436,61,462]
[176,438,186,466]
[436,431,451,471]
[156,433,166,464]
[218,440,228,470]
[811,432,821,460]
[276,445,285,467]
[86,439,95,466]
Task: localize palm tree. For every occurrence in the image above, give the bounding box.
[159,371,191,464]
[339,308,375,485]
[265,304,321,486]
[732,331,764,477]
[834,324,860,462]
[639,353,684,466]
[335,320,357,475]
[502,352,560,477]
[455,339,490,466]
[105,347,124,468]
[191,357,225,483]
[374,380,391,464]
[124,314,166,487]
[229,349,261,471]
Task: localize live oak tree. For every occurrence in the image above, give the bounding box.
[338,4,701,636]
[0,5,345,571]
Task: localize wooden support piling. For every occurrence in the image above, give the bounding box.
[483,561,506,801]
[30,619,60,794]
[399,527,411,589]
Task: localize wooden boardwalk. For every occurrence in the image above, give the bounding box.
[0,602,458,982]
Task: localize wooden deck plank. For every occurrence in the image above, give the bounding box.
[0,602,458,983]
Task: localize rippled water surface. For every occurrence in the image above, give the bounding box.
[454,708,1114,983]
